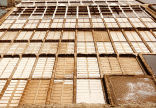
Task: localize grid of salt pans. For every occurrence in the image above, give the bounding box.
[147,42,156,53]
[99,57,144,75]
[55,58,74,78]
[97,42,114,54]
[0,20,13,29]
[0,30,155,54]
[38,20,51,28]
[129,18,146,28]
[5,43,27,55]
[11,20,26,29]
[46,31,61,40]
[0,0,155,106]
[13,58,36,78]
[141,18,156,28]
[119,57,144,75]
[1,5,155,29]
[76,79,105,104]
[0,58,19,78]
[114,42,133,53]
[31,31,46,40]
[50,80,73,104]
[116,18,132,28]
[125,31,142,41]
[59,42,74,54]
[140,31,156,42]
[24,20,40,29]
[0,80,27,107]
[40,42,58,54]
[77,42,95,54]
[0,42,59,55]
[93,31,110,42]
[19,0,141,6]
[100,57,122,75]
[15,31,33,40]
[62,31,75,40]
[77,31,93,42]
[0,57,56,79]
[3,17,154,29]
[64,22,76,28]
[0,43,11,54]
[32,57,55,78]
[0,32,18,41]
[104,18,119,28]
[77,57,100,78]
[24,43,42,54]
[110,31,126,41]
[131,42,150,53]
[20,80,50,105]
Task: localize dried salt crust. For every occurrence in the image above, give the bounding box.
[107,76,156,105]
[55,57,74,78]
[100,57,144,75]
[51,80,73,104]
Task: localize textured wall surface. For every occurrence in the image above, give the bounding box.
[0,0,7,6]
[0,9,7,18]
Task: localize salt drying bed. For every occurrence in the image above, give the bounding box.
[105,76,156,104]
[76,79,105,104]
[0,0,156,107]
